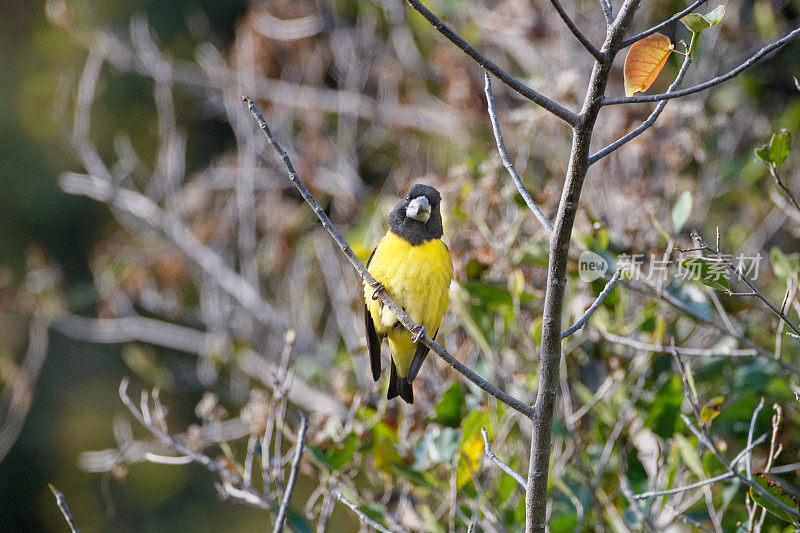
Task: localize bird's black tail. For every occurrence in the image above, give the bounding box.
[388,360,414,404]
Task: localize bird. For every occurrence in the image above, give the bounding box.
[363,184,453,404]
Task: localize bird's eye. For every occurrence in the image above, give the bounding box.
[405,195,411,201]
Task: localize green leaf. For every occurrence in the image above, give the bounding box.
[755,129,792,170]
[770,246,800,279]
[431,383,466,428]
[671,191,693,233]
[700,396,725,425]
[680,5,725,33]
[529,315,543,345]
[680,13,711,33]
[750,473,800,525]
[420,504,448,533]
[457,410,491,487]
[704,5,726,26]
[287,509,314,533]
[549,514,579,533]
[645,374,684,439]
[673,433,705,479]
[326,432,358,469]
[391,463,437,490]
[680,257,730,292]
[357,502,392,528]
[683,360,699,406]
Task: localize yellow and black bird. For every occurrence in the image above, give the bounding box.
[364,184,453,404]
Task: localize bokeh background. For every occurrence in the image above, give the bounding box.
[1,0,799,531]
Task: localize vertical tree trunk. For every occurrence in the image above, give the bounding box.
[525,2,641,530]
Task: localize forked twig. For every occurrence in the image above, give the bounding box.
[402,0,578,126]
[605,26,800,104]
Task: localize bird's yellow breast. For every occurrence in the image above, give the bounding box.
[364,231,453,376]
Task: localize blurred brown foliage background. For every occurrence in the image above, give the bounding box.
[1,0,799,531]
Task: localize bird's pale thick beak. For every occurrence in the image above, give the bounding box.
[406,196,431,222]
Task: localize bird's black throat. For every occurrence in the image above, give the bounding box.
[387,184,444,245]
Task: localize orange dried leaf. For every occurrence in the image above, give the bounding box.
[624,33,674,97]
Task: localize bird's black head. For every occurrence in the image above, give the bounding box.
[387,184,444,245]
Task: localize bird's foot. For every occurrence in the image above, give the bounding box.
[411,325,427,344]
[371,282,384,300]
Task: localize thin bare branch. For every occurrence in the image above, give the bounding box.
[689,233,800,338]
[0,313,51,463]
[402,0,579,126]
[59,172,285,331]
[670,349,800,523]
[746,397,765,479]
[769,166,800,215]
[771,462,800,474]
[52,313,346,419]
[49,484,80,533]
[605,26,800,105]
[548,0,604,60]
[244,96,535,419]
[590,54,692,164]
[638,472,735,499]
[481,428,526,487]
[483,72,554,234]
[273,414,309,533]
[635,433,767,499]
[681,414,800,521]
[618,276,800,376]
[334,491,393,533]
[119,378,274,511]
[599,0,613,24]
[599,329,758,357]
[620,0,709,48]
[562,269,621,338]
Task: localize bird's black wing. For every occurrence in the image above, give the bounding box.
[407,328,437,383]
[364,248,381,381]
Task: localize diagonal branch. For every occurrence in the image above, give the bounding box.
[243,96,535,419]
[670,348,800,522]
[49,485,80,533]
[481,427,526,487]
[620,0,709,48]
[618,276,800,376]
[334,491,393,533]
[590,53,692,164]
[273,414,308,533]
[483,72,554,234]
[598,0,613,25]
[689,233,800,338]
[118,379,273,511]
[548,0,604,61]
[59,173,285,331]
[768,166,800,215]
[403,0,579,126]
[52,313,346,419]
[604,26,800,105]
[561,269,621,338]
[634,432,767,499]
